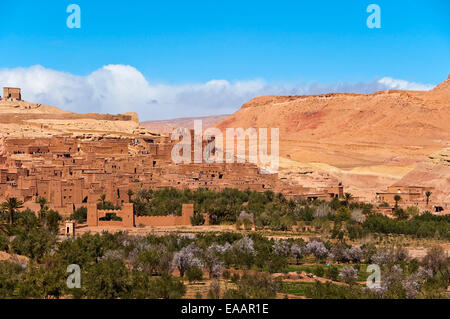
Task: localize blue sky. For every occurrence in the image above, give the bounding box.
[0,0,448,120]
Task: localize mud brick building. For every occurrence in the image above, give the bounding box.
[2,87,21,100]
[375,185,435,210]
[0,134,345,218]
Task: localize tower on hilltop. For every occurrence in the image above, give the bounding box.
[2,87,21,100]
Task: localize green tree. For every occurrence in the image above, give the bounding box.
[69,207,87,223]
[43,210,62,233]
[425,191,432,206]
[268,255,288,273]
[393,207,408,220]
[343,193,354,207]
[223,272,281,299]
[394,195,402,208]
[327,265,339,281]
[137,189,153,203]
[147,275,186,299]
[83,259,132,299]
[0,221,9,237]
[3,197,24,224]
[405,206,420,218]
[0,261,24,298]
[190,212,205,226]
[18,258,67,299]
[421,246,448,274]
[98,194,106,207]
[11,226,57,261]
[36,196,48,220]
[186,266,203,283]
[127,189,134,202]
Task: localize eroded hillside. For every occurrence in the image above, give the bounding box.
[0,98,148,138]
[216,75,450,201]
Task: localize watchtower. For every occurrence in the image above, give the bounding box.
[3,87,21,100]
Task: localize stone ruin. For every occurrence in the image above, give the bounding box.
[2,87,21,100]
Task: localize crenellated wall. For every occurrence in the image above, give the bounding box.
[87,202,134,227]
[134,203,194,226]
[87,203,194,228]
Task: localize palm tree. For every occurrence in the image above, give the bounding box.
[425,191,432,206]
[126,189,134,203]
[98,194,106,207]
[394,195,402,208]
[37,196,48,211]
[3,197,24,224]
[343,193,354,207]
[0,204,8,235]
[36,196,48,220]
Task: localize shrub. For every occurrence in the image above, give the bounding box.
[313,265,325,277]
[235,219,242,230]
[147,275,186,299]
[405,206,420,218]
[0,261,24,298]
[231,237,255,269]
[190,212,205,226]
[222,270,231,280]
[207,279,220,299]
[268,255,288,273]
[305,281,375,299]
[327,265,339,281]
[243,218,253,231]
[11,227,57,261]
[0,233,9,252]
[186,266,203,283]
[99,213,122,221]
[82,259,132,299]
[421,246,448,274]
[43,210,62,233]
[223,272,281,299]
[69,207,87,224]
[334,207,351,222]
[393,208,408,220]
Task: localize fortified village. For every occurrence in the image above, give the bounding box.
[0,88,440,229]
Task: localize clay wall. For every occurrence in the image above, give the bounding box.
[135,203,194,226]
[3,87,21,100]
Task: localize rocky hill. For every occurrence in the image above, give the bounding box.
[0,98,153,138]
[216,75,450,201]
[141,114,230,133]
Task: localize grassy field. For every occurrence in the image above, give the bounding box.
[283,281,315,297]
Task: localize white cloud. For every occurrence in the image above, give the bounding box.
[377,77,435,91]
[0,65,435,121]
